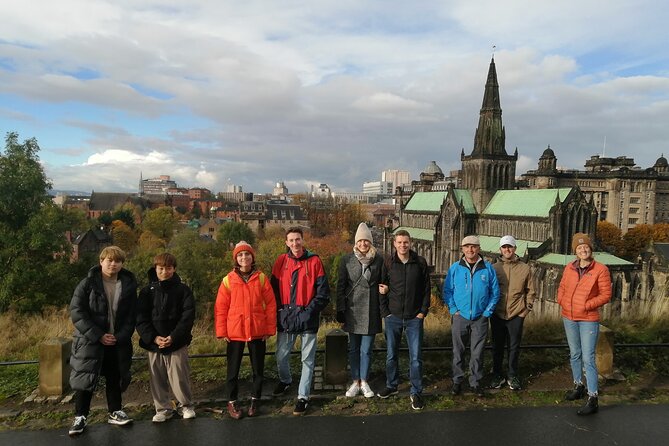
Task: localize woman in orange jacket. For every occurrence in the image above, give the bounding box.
[557,233,611,416]
[215,241,276,419]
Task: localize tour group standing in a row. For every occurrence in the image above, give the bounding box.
[67,226,611,435]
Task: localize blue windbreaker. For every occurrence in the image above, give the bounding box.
[442,257,500,320]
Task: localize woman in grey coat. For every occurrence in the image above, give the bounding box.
[336,223,385,398]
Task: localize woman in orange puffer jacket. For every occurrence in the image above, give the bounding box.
[215,241,276,419]
[557,233,611,416]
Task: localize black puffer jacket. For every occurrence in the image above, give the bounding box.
[69,266,137,392]
[136,268,195,354]
[381,250,431,319]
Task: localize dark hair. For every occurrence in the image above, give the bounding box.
[394,229,411,239]
[153,252,177,268]
[285,226,303,238]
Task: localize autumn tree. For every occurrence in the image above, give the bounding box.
[621,224,653,260]
[112,220,138,254]
[596,221,623,256]
[141,207,178,243]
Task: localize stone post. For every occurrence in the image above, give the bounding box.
[596,325,614,379]
[324,328,348,385]
[39,337,72,396]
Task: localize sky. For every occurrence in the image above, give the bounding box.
[1,1,668,195]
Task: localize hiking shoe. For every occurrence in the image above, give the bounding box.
[410,393,425,410]
[507,376,522,391]
[248,399,259,417]
[68,415,86,436]
[108,410,132,426]
[273,381,291,396]
[376,387,398,399]
[293,398,308,415]
[152,410,174,423]
[345,381,361,397]
[227,401,243,420]
[451,382,462,396]
[490,374,506,389]
[181,406,196,419]
[360,381,375,398]
[565,383,586,401]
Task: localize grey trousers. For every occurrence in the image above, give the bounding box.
[148,346,193,412]
[451,313,489,387]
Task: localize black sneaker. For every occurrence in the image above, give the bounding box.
[68,415,86,436]
[471,385,485,397]
[490,374,506,389]
[108,410,132,426]
[293,398,308,415]
[376,387,398,399]
[273,381,291,396]
[410,394,425,410]
[451,382,462,396]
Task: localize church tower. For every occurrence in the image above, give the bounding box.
[461,57,517,211]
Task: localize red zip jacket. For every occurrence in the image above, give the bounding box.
[557,259,611,322]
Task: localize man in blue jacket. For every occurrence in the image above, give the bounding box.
[443,235,500,397]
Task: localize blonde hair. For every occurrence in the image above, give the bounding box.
[99,245,126,263]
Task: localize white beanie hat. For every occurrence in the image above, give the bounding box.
[354,222,373,243]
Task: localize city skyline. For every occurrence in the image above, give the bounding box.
[1,1,668,194]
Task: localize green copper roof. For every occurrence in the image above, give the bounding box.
[478,235,542,257]
[483,188,573,217]
[536,252,634,266]
[452,189,477,214]
[404,192,448,212]
[393,226,435,242]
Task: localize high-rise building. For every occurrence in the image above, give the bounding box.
[381,169,410,191]
[362,181,393,195]
[139,174,178,195]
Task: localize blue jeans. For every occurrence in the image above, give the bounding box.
[275,331,317,400]
[384,315,424,395]
[563,318,599,396]
[348,334,375,381]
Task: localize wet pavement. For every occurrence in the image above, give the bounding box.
[2,403,667,446]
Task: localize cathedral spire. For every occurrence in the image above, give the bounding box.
[471,57,506,156]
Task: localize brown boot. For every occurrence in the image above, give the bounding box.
[227,401,243,420]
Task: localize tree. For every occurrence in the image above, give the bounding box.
[111,204,137,229]
[112,220,138,254]
[217,221,256,248]
[596,221,623,256]
[621,224,653,260]
[0,133,82,311]
[652,223,669,243]
[141,207,178,242]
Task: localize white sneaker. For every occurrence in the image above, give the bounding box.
[152,410,174,423]
[360,381,375,398]
[345,381,361,397]
[181,406,196,419]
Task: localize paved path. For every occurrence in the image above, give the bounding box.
[2,404,667,446]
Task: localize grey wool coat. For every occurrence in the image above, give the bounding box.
[336,252,385,335]
[69,265,137,392]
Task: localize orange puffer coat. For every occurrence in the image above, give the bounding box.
[557,259,611,322]
[215,269,277,341]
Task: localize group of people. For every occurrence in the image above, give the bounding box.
[66,224,611,436]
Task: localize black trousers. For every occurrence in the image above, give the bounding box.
[75,345,123,416]
[226,339,266,401]
[490,314,525,378]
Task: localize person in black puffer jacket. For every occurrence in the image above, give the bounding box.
[136,252,196,422]
[68,246,137,436]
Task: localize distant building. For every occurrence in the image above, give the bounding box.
[188,188,212,200]
[139,174,177,195]
[71,228,112,261]
[311,183,331,198]
[522,151,669,232]
[240,200,309,233]
[273,181,288,198]
[382,169,411,190]
[362,181,393,195]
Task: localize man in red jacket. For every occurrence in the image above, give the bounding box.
[271,227,330,416]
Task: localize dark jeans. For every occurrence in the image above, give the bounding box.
[75,345,123,416]
[451,313,488,387]
[226,339,266,400]
[384,315,424,395]
[490,314,525,378]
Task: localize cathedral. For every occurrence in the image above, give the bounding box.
[392,57,648,317]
